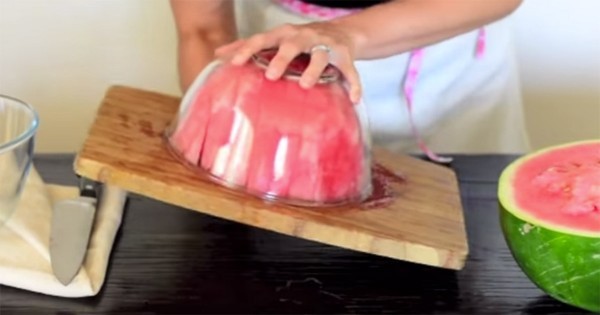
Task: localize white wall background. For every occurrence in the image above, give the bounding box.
[0,0,181,153]
[511,0,600,149]
[0,0,598,153]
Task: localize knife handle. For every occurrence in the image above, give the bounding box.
[77,176,100,199]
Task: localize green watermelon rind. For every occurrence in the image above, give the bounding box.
[500,204,600,312]
[498,139,600,238]
[497,139,600,313]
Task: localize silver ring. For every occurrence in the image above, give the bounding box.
[310,44,331,55]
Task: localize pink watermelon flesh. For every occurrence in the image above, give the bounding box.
[169,79,214,163]
[513,142,600,233]
[169,64,232,164]
[217,65,265,186]
[198,64,246,173]
[169,60,368,205]
[288,83,363,202]
[200,103,236,174]
[249,78,305,198]
[245,127,281,196]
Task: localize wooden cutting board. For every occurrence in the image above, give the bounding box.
[73,85,469,270]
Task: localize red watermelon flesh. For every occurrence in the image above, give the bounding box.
[168,59,369,205]
[316,124,363,201]
[169,74,216,163]
[198,64,250,173]
[246,78,305,198]
[286,84,364,202]
[513,142,600,233]
[267,135,303,198]
[249,77,362,202]
[213,65,265,186]
[199,105,235,174]
[244,127,281,195]
[169,64,233,164]
[317,102,364,200]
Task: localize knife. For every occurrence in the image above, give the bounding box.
[50,176,101,286]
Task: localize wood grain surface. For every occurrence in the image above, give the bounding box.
[73,85,468,270]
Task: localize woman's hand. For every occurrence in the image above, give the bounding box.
[214,22,363,103]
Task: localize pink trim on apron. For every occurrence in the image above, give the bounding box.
[274,0,486,163]
[276,0,361,19]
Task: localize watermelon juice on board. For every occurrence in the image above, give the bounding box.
[498,140,600,312]
[166,48,373,207]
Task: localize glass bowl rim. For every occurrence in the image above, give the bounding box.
[0,94,39,154]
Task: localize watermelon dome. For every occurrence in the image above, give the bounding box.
[165,48,373,207]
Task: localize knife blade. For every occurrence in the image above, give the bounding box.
[50,176,100,285]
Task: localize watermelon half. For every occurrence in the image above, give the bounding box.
[165,49,372,207]
[498,139,600,312]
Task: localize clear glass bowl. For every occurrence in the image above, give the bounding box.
[0,94,39,225]
[165,48,373,207]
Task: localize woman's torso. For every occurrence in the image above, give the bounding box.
[233,0,531,154]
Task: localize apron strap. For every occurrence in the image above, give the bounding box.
[402,48,453,163]
[274,0,487,162]
[402,27,486,163]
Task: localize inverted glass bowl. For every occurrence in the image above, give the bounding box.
[165,49,373,207]
[0,94,38,225]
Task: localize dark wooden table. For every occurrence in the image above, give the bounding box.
[0,154,593,315]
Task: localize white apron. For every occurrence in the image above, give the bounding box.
[233,0,531,155]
